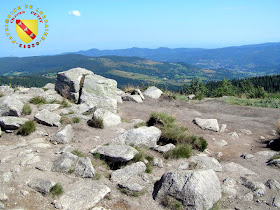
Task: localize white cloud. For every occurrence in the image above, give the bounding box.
[68,10,81,17]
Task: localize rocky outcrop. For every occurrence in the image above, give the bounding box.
[50,124,74,144]
[122,95,143,103]
[0,117,28,130]
[153,169,221,210]
[110,162,146,183]
[28,178,56,195]
[55,68,118,113]
[111,126,161,148]
[143,86,163,99]
[58,180,110,210]
[34,109,61,127]
[0,96,24,116]
[93,108,121,127]
[90,145,138,162]
[193,118,220,132]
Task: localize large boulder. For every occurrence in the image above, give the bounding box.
[0,96,24,116]
[34,109,61,127]
[58,180,110,210]
[80,74,118,113]
[193,118,220,132]
[93,108,121,127]
[153,169,222,210]
[28,178,56,195]
[111,126,161,148]
[55,68,118,113]
[50,124,74,144]
[143,86,163,99]
[0,117,28,130]
[90,145,138,162]
[55,67,94,102]
[110,162,146,183]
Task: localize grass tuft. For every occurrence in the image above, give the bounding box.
[29,96,47,105]
[161,195,183,210]
[50,183,63,196]
[60,99,70,108]
[134,122,146,128]
[87,118,104,129]
[72,117,80,123]
[71,149,85,157]
[22,104,32,115]
[222,97,280,109]
[119,187,146,197]
[164,144,192,159]
[60,115,72,124]
[17,120,36,136]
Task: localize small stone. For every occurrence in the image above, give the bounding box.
[219,124,227,133]
[0,193,8,201]
[153,158,163,168]
[242,192,254,202]
[151,143,175,153]
[229,132,239,138]
[240,129,252,135]
[28,178,56,195]
[118,183,145,192]
[265,179,280,190]
[273,196,280,207]
[240,153,255,159]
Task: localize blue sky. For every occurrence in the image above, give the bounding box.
[1,0,280,57]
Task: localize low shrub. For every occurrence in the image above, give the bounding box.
[29,96,47,105]
[17,120,36,136]
[119,187,146,197]
[164,144,192,159]
[71,149,85,157]
[60,115,72,124]
[60,99,70,108]
[134,122,146,128]
[161,195,182,210]
[87,118,104,129]
[22,104,32,115]
[50,184,63,196]
[72,117,80,123]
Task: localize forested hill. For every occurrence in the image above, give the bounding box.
[70,42,280,73]
[0,54,245,87]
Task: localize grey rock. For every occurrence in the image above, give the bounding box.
[52,152,78,173]
[241,177,266,196]
[35,109,61,127]
[122,95,143,103]
[0,85,14,95]
[153,169,221,210]
[229,132,239,138]
[219,124,227,133]
[240,129,252,135]
[75,157,95,178]
[0,193,8,201]
[267,159,280,168]
[93,108,121,127]
[26,87,45,95]
[241,192,254,202]
[0,202,4,209]
[118,183,145,192]
[55,67,94,102]
[58,180,110,210]
[151,143,176,153]
[240,153,255,159]
[214,139,228,147]
[55,145,74,154]
[193,118,219,132]
[153,158,163,168]
[188,156,223,172]
[178,163,189,170]
[0,117,28,130]
[273,196,280,207]
[90,145,138,162]
[27,178,56,195]
[265,179,280,190]
[117,96,123,104]
[0,96,24,116]
[255,150,278,157]
[38,104,60,111]
[50,124,74,144]
[111,126,161,148]
[116,88,125,96]
[131,89,145,100]
[143,86,162,99]
[43,83,55,90]
[187,94,195,100]
[223,162,257,176]
[111,162,146,183]
[80,74,118,114]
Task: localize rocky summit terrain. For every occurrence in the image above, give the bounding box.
[0,67,280,210]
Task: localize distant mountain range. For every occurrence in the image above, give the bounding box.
[69,42,280,74]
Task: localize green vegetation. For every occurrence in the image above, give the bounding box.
[268,153,280,162]
[60,99,70,108]
[146,112,207,159]
[87,118,104,129]
[94,172,102,180]
[131,146,154,173]
[134,122,146,128]
[17,120,36,136]
[164,144,192,159]
[50,184,63,196]
[29,96,47,105]
[121,118,130,123]
[42,87,48,91]
[60,115,72,124]
[119,187,146,197]
[161,195,182,210]
[71,149,86,157]
[0,76,55,88]
[72,117,81,123]
[0,93,3,97]
[221,97,280,109]
[22,104,32,115]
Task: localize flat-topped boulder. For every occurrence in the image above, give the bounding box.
[34,109,61,127]
[111,126,161,148]
[58,180,110,210]
[143,86,163,99]
[93,108,121,127]
[0,96,24,116]
[0,117,29,130]
[90,145,138,162]
[193,118,220,132]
